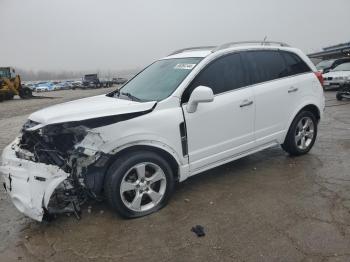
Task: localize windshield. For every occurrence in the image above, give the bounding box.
[118,57,202,101]
[0,68,11,78]
[316,60,334,70]
[332,62,350,71]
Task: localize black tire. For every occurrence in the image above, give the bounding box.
[19,87,32,99]
[104,150,175,218]
[4,92,14,100]
[282,110,318,156]
[336,92,343,101]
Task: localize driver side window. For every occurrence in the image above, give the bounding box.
[182,53,248,103]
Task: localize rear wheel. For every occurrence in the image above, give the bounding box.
[282,111,317,156]
[104,150,175,218]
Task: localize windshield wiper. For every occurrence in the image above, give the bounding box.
[120,92,142,102]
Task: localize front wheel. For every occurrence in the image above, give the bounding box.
[104,150,175,218]
[282,111,318,156]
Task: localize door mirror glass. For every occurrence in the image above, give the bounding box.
[186,86,214,113]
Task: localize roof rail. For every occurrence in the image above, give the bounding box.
[168,46,216,56]
[213,41,290,52]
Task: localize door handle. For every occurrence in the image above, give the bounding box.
[240,100,253,108]
[288,87,298,93]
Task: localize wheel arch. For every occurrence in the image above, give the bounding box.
[288,102,321,128]
[108,144,180,181]
[283,102,321,144]
[84,143,182,195]
[299,104,320,121]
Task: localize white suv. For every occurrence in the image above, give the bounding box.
[1,41,325,221]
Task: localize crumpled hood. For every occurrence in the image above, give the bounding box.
[323,71,350,78]
[29,95,156,126]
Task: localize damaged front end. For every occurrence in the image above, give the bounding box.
[0,120,108,221]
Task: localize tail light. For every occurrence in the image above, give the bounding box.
[314,71,324,86]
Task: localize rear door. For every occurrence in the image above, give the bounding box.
[279,51,314,119]
[242,50,312,146]
[242,50,293,146]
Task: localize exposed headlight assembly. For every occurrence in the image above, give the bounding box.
[22,120,40,130]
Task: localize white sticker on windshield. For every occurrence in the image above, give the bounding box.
[174,63,196,70]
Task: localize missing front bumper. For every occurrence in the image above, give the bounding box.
[0,139,70,221]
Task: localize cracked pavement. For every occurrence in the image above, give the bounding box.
[0,89,349,262]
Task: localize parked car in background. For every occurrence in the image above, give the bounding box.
[71,80,82,89]
[52,82,67,90]
[34,82,54,92]
[22,83,34,91]
[29,82,37,90]
[323,62,350,90]
[0,41,325,221]
[51,81,60,90]
[316,57,350,73]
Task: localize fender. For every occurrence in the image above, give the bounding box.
[109,139,185,166]
[109,140,190,182]
[83,138,190,194]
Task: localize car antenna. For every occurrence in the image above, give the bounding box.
[262,36,267,46]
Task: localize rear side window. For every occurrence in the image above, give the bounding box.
[243,50,288,85]
[182,53,248,102]
[280,51,311,76]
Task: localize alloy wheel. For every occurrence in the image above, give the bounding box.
[295,116,315,150]
[120,162,167,212]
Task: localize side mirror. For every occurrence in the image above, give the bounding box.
[186,86,214,113]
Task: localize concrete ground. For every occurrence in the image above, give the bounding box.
[0,89,350,262]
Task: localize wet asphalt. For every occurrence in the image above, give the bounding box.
[0,88,350,262]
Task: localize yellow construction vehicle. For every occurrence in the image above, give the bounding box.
[0,67,32,102]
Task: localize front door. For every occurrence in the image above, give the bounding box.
[181,53,255,174]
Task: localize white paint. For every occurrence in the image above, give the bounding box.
[0,139,69,221]
[0,43,325,221]
[174,63,197,70]
[29,94,156,126]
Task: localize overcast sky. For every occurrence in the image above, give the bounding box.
[1,0,349,71]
